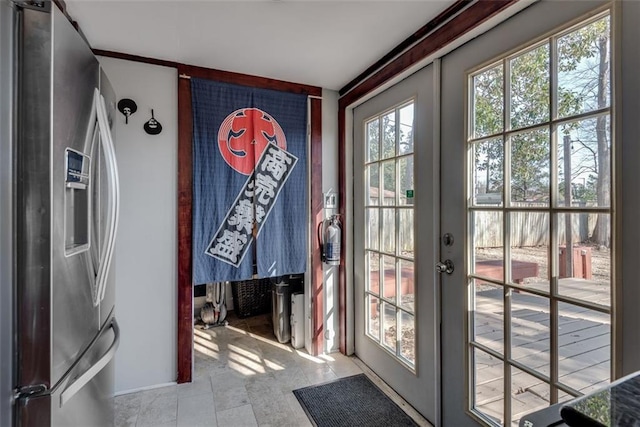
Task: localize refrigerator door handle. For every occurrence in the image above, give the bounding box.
[59,318,120,407]
[93,88,120,305]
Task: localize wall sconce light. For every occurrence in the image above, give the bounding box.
[117,98,137,124]
[143,109,162,135]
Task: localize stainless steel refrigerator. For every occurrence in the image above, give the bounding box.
[1,1,121,425]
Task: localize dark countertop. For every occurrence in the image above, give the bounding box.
[561,372,640,427]
[519,402,567,427]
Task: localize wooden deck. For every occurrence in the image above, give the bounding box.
[473,278,611,425]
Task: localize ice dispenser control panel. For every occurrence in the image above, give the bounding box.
[65,149,89,188]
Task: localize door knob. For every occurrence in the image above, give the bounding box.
[436,259,454,275]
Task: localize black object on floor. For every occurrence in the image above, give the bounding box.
[293,374,419,427]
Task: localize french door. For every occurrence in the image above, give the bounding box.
[440,1,614,426]
[353,64,439,424]
[350,1,622,426]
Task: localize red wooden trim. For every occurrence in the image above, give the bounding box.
[52,0,80,33]
[340,0,519,107]
[52,0,66,14]
[176,68,323,378]
[338,103,347,354]
[179,64,322,97]
[93,49,180,69]
[310,98,324,356]
[339,0,471,96]
[337,0,519,354]
[177,71,193,384]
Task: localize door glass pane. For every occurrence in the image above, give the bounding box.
[472,211,504,281]
[473,281,503,355]
[399,310,415,364]
[510,212,549,291]
[510,43,550,130]
[557,213,610,307]
[382,160,396,206]
[558,390,576,404]
[382,302,397,352]
[381,111,396,159]
[474,347,504,425]
[399,104,414,154]
[382,255,396,304]
[473,138,504,206]
[381,208,395,253]
[511,368,549,427]
[398,156,414,206]
[366,251,380,296]
[367,118,380,162]
[558,302,610,395]
[365,208,379,250]
[399,260,414,312]
[399,209,413,257]
[511,129,550,204]
[367,294,380,340]
[367,164,380,206]
[511,291,550,376]
[557,16,611,118]
[557,116,611,208]
[473,64,504,138]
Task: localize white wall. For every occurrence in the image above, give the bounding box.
[321,88,340,353]
[98,57,178,393]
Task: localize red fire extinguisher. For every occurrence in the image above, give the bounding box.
[318,215,341,266]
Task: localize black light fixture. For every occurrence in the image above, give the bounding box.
[117,98,137,124]
[143,109,162,135]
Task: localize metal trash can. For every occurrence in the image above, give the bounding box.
[272,279,291,343]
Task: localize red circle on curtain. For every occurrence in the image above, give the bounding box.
[218,108,287,175]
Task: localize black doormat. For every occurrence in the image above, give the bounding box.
[293,374,419,427]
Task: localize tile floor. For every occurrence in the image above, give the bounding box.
[115,313,430,427]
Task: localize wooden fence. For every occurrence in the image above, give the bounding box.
[473,210,602,248]
[368,203,604,251]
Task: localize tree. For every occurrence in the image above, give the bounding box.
[557,16,610,247]
[474,45,554,204]
[474,16,611,246]
[366,109,414,205]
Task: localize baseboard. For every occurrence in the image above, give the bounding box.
[114,381,178,396]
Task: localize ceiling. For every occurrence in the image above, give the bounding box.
[65,1,458,91]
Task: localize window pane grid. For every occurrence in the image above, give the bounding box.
[363,101,415,370]
[468,107,611,145]
[467,11,612,426]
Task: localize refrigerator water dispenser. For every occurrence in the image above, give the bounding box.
[64,148,91,256]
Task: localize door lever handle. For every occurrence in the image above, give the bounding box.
[436,259,455,275]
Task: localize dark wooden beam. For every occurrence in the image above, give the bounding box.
[52,0,66,14]
[337,0,519,354]
[310,98,324,356]
[179,64,322,97]
[93,50,322,98]
[176,70,193,384]
[340,0,519,107]
[93,49,180,69]
[339,0,472,96]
